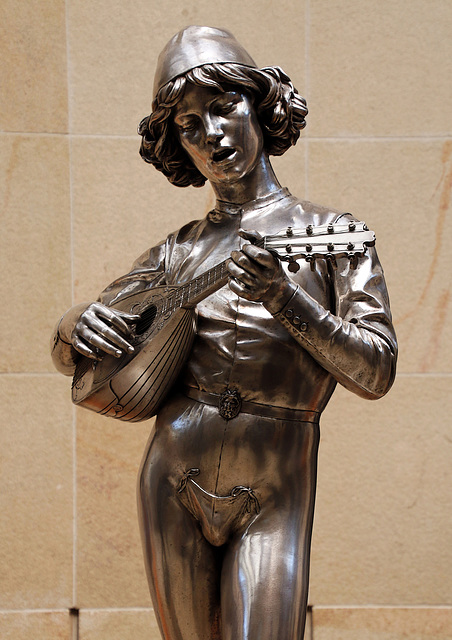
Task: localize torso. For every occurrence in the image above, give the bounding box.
[166,189,342,413]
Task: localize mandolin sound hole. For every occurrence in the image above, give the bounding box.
[135,304,157,335]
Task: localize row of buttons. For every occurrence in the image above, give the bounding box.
[284,308,308,332]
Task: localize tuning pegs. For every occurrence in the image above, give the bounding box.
[306,255,316,272]
[348,253,358,270]
[326,253,337,270]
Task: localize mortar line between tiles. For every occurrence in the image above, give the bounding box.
[64,0,73,141]
[307,604,314,640]
[64,0,77,609]
[310,604,452,610]
[0,609,71,614]
[71,398,77,609]
[64,5,74,305]
[1,605,449,614]
[396,372,452,378]
[0,131,71,137]
[0,371,71,376]
[301,135,452,142]
[77,607,155,613]
[0,131,139,140]
[304,0,310,201]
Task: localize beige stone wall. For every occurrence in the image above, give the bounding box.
[1,1,451,638]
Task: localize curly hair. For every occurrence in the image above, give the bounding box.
[138,63,308,188]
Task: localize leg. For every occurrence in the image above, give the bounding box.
[139,441,222,640]
[220,422,319,640]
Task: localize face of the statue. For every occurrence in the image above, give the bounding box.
[173,84,264,186]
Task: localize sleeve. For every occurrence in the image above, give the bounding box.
[97,240,167,306]
[271,245,398,400]
[50,239,168,376]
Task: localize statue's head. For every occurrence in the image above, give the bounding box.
[138,26,308,188]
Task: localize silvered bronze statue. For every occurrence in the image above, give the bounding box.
[51,26,397,640]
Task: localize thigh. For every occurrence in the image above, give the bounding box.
[220,423,319,640]
[139,432,222,640]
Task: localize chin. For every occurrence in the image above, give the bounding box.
[212,165,252,184]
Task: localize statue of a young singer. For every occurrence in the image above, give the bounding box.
[51,26,397,640]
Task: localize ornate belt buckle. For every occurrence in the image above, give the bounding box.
[218,388,242,420]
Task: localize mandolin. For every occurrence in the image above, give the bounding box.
[72,221,375,422]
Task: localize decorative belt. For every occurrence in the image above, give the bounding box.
[183,386,320,423]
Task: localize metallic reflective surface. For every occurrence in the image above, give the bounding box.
[174,86,264,187]
[51,27,397,640]
[139,393,319,640]
[130,194,395,638]
[153,26,257,98]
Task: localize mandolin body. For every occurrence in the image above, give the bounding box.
[71,285,197,422]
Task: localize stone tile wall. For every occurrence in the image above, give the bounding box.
[1,1,450,638]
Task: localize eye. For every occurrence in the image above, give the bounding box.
[177,118,198,133]
[213,93,240,116]
[174,114,198,133]
[216,101,235,115]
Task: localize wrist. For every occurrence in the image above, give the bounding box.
[58,302,90,343]
[262,278,298,315]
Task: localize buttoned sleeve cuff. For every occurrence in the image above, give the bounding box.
[273,286,316,339]
[271,286,397,400]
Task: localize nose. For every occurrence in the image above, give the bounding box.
[203,114,223,144]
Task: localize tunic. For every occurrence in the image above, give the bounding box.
[98,188,397,416]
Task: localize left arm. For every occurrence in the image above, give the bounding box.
[228,232,397,400]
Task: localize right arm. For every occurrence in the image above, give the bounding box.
[51,239,169,376]
[50,302,139,376]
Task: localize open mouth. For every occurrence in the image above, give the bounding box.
[212,147,235,163]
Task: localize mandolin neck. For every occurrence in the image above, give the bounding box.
[176,234,269,308]
[162,220,374,313]
[171,259,230,310]
[177,235,269,309]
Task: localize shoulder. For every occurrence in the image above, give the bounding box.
[291,197,359,226]
[130,218,204,269]
[173,218,205,244]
